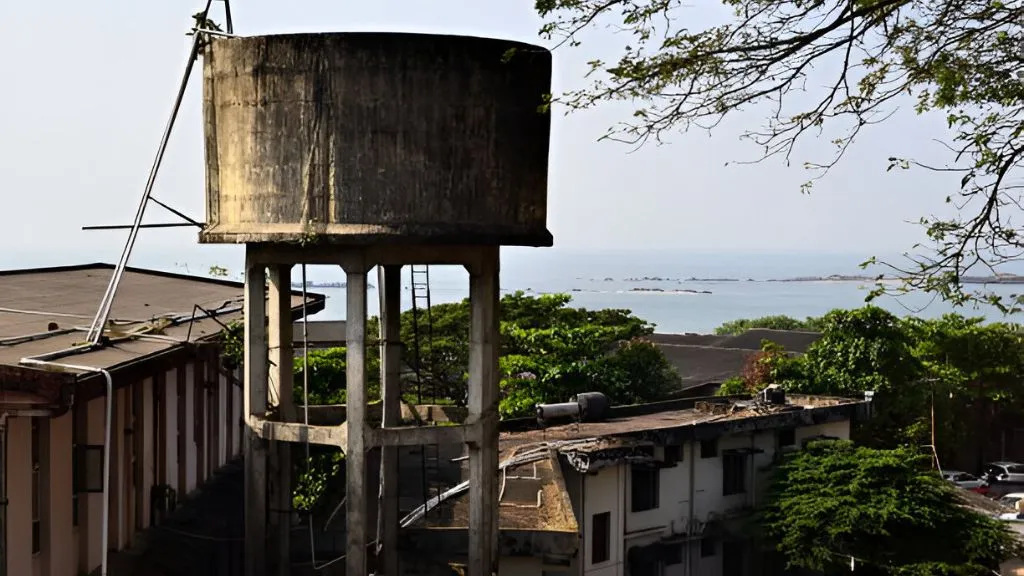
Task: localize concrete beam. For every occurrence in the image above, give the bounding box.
[369,424,474,448]
[248,243,489,271]
[255,419,348,449]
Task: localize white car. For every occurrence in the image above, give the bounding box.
[999,492,1024,510]
[984,462,1024,483]
[942,470,989,494]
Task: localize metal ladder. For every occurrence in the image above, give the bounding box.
[409,265,434,404]
[408,265,441,521]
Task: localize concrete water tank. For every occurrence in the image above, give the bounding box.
[199,32,553,246]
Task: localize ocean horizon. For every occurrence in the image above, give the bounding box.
[6,248,1022,334]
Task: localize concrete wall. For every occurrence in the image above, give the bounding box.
[4,354,243,576]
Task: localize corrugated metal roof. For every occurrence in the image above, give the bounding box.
[0,263,323,373]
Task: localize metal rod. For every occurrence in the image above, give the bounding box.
[82,223,201,231]
[191,27,238,38]
[148,196,203,226]
[222,0,233,34]
[85,0,213,344]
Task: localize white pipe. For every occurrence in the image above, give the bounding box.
[20,358,113,576]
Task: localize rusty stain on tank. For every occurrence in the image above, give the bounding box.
[199,32,553,247]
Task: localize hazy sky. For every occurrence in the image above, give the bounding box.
[0,0,962,272]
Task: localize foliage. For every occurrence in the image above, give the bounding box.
[715,315,824,336]
[762,440,1022,575]
[716,308,1024,460]
[291,347,381,406]
[367,291,670,416]
[718,340,807,395]
[535,0,1024,311]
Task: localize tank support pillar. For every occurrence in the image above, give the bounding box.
[466,246,500,576]
[267,265,294,576]
[378,264,403,574]
[244,255,269,576]
[343,258,371,576]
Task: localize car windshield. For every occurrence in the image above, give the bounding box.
[987,465,1007,475]
[999,496,1023,507]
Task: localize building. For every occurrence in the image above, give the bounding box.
[0,263,323,576]
[650,330,823,397]
[402,391,871,576]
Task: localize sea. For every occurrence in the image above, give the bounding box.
[280,250,1024,334]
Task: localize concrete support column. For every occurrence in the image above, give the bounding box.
[466,247,500,576]
[267,265,293,576]
[244,252,269,576]
[43,414,73,576]
[378,265,402,575]
[343,258,370,576]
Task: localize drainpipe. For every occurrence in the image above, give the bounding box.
[0,411,7,576]
[20,359,113,576]
[687,441,696,576]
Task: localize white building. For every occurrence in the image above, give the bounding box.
[404,392,870,576]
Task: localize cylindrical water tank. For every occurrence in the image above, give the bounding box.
[199,33,553,246]
[536,402,580,422]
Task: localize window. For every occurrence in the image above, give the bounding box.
[777,428,796,447]
[591,512,611,564]
[77,445,106,493]
[723,452,746,496]
[663,444,681,466]
[722,541,744,576]
[700,439,718,458]
[1009,464,1024,474]
[664,543,684,565]
[31,419,41,554]
[701,538,717,557]
[631,466,660,512]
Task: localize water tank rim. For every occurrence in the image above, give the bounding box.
[210,31,552,55]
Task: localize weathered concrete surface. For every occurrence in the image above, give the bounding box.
[200,33,553,247]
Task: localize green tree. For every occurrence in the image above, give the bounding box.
[718,340,807,395]
[715,315,824,336]
[534,0,1024,311]
[761,440,1022,575]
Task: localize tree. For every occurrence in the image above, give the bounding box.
[534,0,1024,311]
[715,315,824,336]
[762,440,1022,575]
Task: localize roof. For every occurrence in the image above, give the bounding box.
[0,263,324,406]
[501,394,865,473]
[651,329,823,391]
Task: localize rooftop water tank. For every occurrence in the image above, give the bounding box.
[199,32,553,246]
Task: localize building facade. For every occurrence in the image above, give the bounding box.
[0,263,322,576]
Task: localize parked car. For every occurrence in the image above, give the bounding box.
[984,462,1024,483]
[998,492,1024,510]
[942,470,990,494]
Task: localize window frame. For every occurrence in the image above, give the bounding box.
[722,452,747,496]
[591,511,611,565]
[630,465,660,512]
[700,439,718,459]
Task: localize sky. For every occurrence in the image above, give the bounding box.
[0,0,964,273]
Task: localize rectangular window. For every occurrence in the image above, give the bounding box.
[722,541,744,576]
[723,453,747,496]
[631,466,660,512]
[701,537,717,557]
[664,543,684,565]
[663,444,681,466]
[31,419,41,554]
[591,512,611,564]
[778,428,796,447]
[700,439,718,458]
